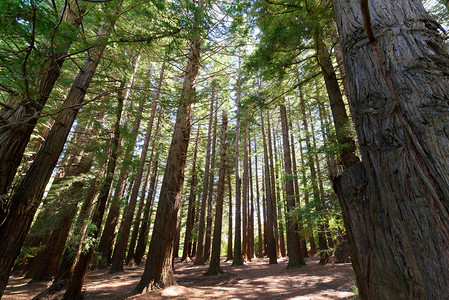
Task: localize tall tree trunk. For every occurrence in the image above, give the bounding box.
[254,137,263,258]
[0,0,84,198]
[289,113,307,258]
[133,30,202,292]
[0,12,119,295]
[204,108,218,261]
[262,174,269,256]
[266,112,280,258]
[63,81,125,300]
[98,59,146,265]
[226,169,233,261]
[232,73,243,266]
[261,112,277,264]
[248,133,255,260]
[332,0,449,298]
[272,127,286,258]
[205,111,228,275]
[110,64,164,273]
[280,104,305,267]
[181,124,201,262]
[315,32,359,169]
[195,87,215,265]
[242,117,249,259]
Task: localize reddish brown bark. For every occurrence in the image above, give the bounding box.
[333,0,449,298]
[133,31,202,291]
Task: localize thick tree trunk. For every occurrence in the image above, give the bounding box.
[280,104,305,267]
[261,113,277,264]
[0,0,84,198]
[133,34,201,292]
[110,64,163,273]
[195,90,215,265]
[0,14,117,295]
[63,82,125,300]
[206,112,228,276]
[332,0,449,298]
[181,124,201,262]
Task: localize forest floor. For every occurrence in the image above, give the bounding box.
[4,256,356,299]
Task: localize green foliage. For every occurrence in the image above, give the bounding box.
[350,281,360,299]
[15,246,43,269]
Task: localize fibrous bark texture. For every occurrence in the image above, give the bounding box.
[134,35,201,292]
[333,0,449,298]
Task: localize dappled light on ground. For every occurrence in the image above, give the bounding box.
[4,256,355,299]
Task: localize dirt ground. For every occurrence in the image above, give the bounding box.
[4,256,356,299]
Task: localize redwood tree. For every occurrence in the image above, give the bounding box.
[133,2,204,289]
[333,0,449,298]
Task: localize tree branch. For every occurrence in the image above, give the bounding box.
[361,0,376,43]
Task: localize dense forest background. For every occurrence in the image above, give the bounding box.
[1,0,449,299]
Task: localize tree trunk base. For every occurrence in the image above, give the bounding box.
[204,268,223,276]
[32,280,69,300]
